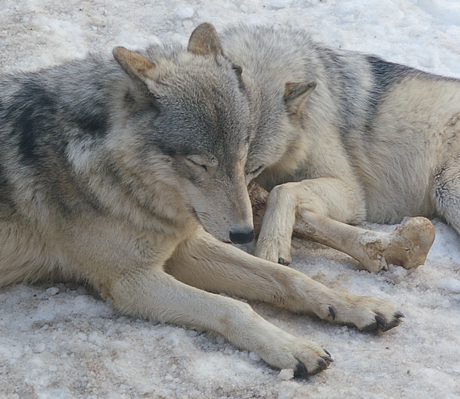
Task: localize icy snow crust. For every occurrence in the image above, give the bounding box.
[1,1,460,398]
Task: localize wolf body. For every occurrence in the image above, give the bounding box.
[2,23,438,376]
[218,26,454,268]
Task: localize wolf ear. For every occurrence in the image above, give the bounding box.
[188,23,224,56]
[284,81,316,115]
[113,46,156,84]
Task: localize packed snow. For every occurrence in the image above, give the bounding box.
[1,0,460,398]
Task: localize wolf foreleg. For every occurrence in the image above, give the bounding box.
[254,178,366,266]
[294,211,435,272]
[166,231,403,334]
[112,265,331,377]
[250,182,435,272]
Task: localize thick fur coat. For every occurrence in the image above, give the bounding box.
[4,23,454,376]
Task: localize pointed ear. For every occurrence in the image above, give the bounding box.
[284,81,316,115]
[113,46,156,83]
[187,23,224,56]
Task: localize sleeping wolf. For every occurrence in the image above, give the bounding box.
[3,22,438,378]
[218,25,443,272]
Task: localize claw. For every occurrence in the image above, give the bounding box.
[278,257,290,266]
[323,349,333,360]
[328,305,336,320]
[312,353,333,375]
[375,315,386,328]
[322,351,334,363]
[293,362,308,379]
[380,311,405,332]
[361,312,404,333]
[292,349,333,379]
[312,359,328,375]
[395,311,405,319]
[360,315,385,333]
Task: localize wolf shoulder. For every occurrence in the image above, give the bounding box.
[220,25,460,223]
[220,25,460,132]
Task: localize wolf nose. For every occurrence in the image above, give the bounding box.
[229,229,255,244]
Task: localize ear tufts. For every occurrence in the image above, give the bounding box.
[113,46,156,83]
[187,23,224,56]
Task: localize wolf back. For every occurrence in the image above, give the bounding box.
[219,26,460,229]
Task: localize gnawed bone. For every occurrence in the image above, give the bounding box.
[248,182,435,272]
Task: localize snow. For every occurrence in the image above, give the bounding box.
[177,8,195,20]
[1,0,460,398]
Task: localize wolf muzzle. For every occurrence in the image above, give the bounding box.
[229,228,255,244]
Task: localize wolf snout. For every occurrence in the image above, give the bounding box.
[229,228,255,244]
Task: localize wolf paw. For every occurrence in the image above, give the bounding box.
[318,293,404,332]
[255,235,292,265]
[261,335,333,377]
[293,351,333,378]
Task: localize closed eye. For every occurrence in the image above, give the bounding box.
[186,156,208,171]
[232,64,243,77]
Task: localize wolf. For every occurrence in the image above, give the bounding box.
[0,23,405,378]
[216,25,449,272]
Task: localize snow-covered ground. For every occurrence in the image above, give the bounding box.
[1,0,460,398]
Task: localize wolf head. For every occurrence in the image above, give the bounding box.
[112,24,255,244]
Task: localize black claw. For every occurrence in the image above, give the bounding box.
[395,311,405,319]
[328,305,336,320]
[322,350,334,363]
[360,317,380,333]
[278,257,290,266]
[293,362,308,379]
[375,315,386,327]
[317,358,327,367]
[293,355,332,379]
[361,313,404,333]
[310,359,328,375]
[311,355,333,375]
[381,312,405,332]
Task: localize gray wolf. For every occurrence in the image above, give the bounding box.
[0,23,404,377]
[217,25,444,272]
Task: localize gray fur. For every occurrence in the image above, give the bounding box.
[219,25,460,224]
[5,23,451,374]
[213,26,460,267]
